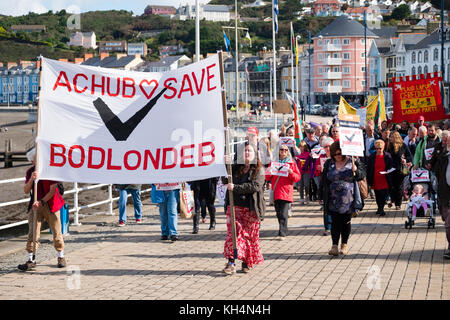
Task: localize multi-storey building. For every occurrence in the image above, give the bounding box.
[127,43,148,57]
[0,62,40,105]
[313,15,378,105]
[98,40,127,54]
[144,5,177,16]
[68,31,97,49]
[312,0,342,17]
[175,4,231,22]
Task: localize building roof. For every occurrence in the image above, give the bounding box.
[314,15,378,38]
[412,30,439,50]
[371,26,397,39]
[399,33,427,50]
[345,7,373,14]
[314,0,341,4]
[103,56,137,68]
[202,5,230,12]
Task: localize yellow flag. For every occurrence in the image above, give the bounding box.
[366,91,386,123]
[338,96,357,115]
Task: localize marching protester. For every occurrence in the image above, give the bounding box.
[19,148,67,271]
[331,124,340,142]
[115,184,142,226]
[417,125,427,142]
[317,136,334,235]
[151,183,180,242]
[381,127,391,145]
[266,143,301,239]
[404,127,418,158]
[189,177,219,234]
[223,142,265,274]
[435,134,450,259]
[398,120,411,139]
[286,127,301,158]
[315,125,323,138]
[386,131,413,210]
[296,141,311,204]
[414,124,441,170]
[304,127,319,149]
[367,140,394,216]
[363,120,379,163]
[318,141,366,256]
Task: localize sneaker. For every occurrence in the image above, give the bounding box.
[387,202,393,208]
[444,250,450,259]
[161,235,169,241]
[323,230,330,236]
[328,245,339,256]
[18,260,36,271]
[170,235,179,242]
[223,262,236,275]
[136,218,142,224]
[57,257,67,268]
[242,262,250,274]
[118,220,126,227]
[340,244,348,255]
[202,218,207,224]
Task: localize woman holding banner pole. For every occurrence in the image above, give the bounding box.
[222,143,265,274]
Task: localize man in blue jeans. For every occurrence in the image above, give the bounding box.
[115,184,142,226]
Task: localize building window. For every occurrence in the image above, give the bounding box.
[418,66,422,74]
[360,38,365,45]
[412,52,416,63]
[361,66,366,72]
[424,65,428,73]
[433,64,438,72]
[362,80,366,86]
[343,53,350,60]
[318,53,323,60]
[333,39,340,45]
[424,50,429,62]
[343,39,350,45]
[411,67,415,75]
[343,66,350,74]
[318,39,322,45]
[418,51,422,63]
[434,48,439,61]
[319,81,323,88]
[343,80,350,88]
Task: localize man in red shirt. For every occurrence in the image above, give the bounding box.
[18,148,67,271]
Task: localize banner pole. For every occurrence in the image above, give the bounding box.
[219,51,238,260]
[32,56,43,260]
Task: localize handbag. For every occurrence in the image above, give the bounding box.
[179,183,194,219]
[357,178,369,200]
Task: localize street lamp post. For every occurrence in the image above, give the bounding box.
[364,9,368,107]
[308,30,312,118]
[440,0,446,111]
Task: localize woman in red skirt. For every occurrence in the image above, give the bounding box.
[223,142,266,275]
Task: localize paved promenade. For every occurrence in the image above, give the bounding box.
[0,193,449,301]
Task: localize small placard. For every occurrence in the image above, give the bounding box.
[411,169,430,183]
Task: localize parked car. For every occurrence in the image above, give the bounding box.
[310,104,322,115]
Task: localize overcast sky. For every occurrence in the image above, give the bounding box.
[0,0,210,16]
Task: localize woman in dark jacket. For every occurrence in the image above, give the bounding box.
[222,142,266,275]
[386,131,412,210]
[367,139,394,216]
[318,141,366,257]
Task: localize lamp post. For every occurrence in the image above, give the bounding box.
[364,9,368,107]
[296,35,302,109]
[308,31,312,117]
[440,0,446,111]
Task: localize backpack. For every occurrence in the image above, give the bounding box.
[57,182,64,196]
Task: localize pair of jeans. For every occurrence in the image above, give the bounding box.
[274,200,290,236]
[159,190,179,237]
[330,212,352,246]
[118,189,142,223]
[323,212,332,231]
[374,189,389,214]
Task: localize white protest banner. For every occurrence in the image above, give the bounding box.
[216,179,227,205]
[339,126,364,157]
[411,169,430,183]
[424,148,434,161]
[37,56,227,184]
[268,161,290,177]
[279,137,295,148]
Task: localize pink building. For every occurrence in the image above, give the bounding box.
[144,5,176,16]
[312,0,341,16]
[313,16,378,105]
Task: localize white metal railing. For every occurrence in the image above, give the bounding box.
[0,179,151,231]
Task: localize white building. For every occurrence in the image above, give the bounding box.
[68,31,97,49]
[134,55,192,73]
[127,43,147,57]
[175,4,231,22]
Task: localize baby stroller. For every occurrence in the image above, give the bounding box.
[402,168,438,229]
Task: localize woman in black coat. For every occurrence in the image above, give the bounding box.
[189,177,219,233]
[386,131,413,210]
[367,140,394,216]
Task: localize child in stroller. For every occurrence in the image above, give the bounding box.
[403,168,438,229]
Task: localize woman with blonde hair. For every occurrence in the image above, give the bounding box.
[386,131,412,210]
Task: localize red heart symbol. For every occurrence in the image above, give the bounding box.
[139,79,158,99]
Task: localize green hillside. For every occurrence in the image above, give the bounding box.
[0,4,334,64]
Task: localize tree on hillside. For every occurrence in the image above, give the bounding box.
[391,4,411,20]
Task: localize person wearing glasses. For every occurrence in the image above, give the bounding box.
[318,141,366,256]
[266,144,301,239]
[367,140,394,216]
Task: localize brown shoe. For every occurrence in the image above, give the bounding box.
[328,245,339,256]
[57,257,67,268]
[18,260,36,271]
[340,244,349,255]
